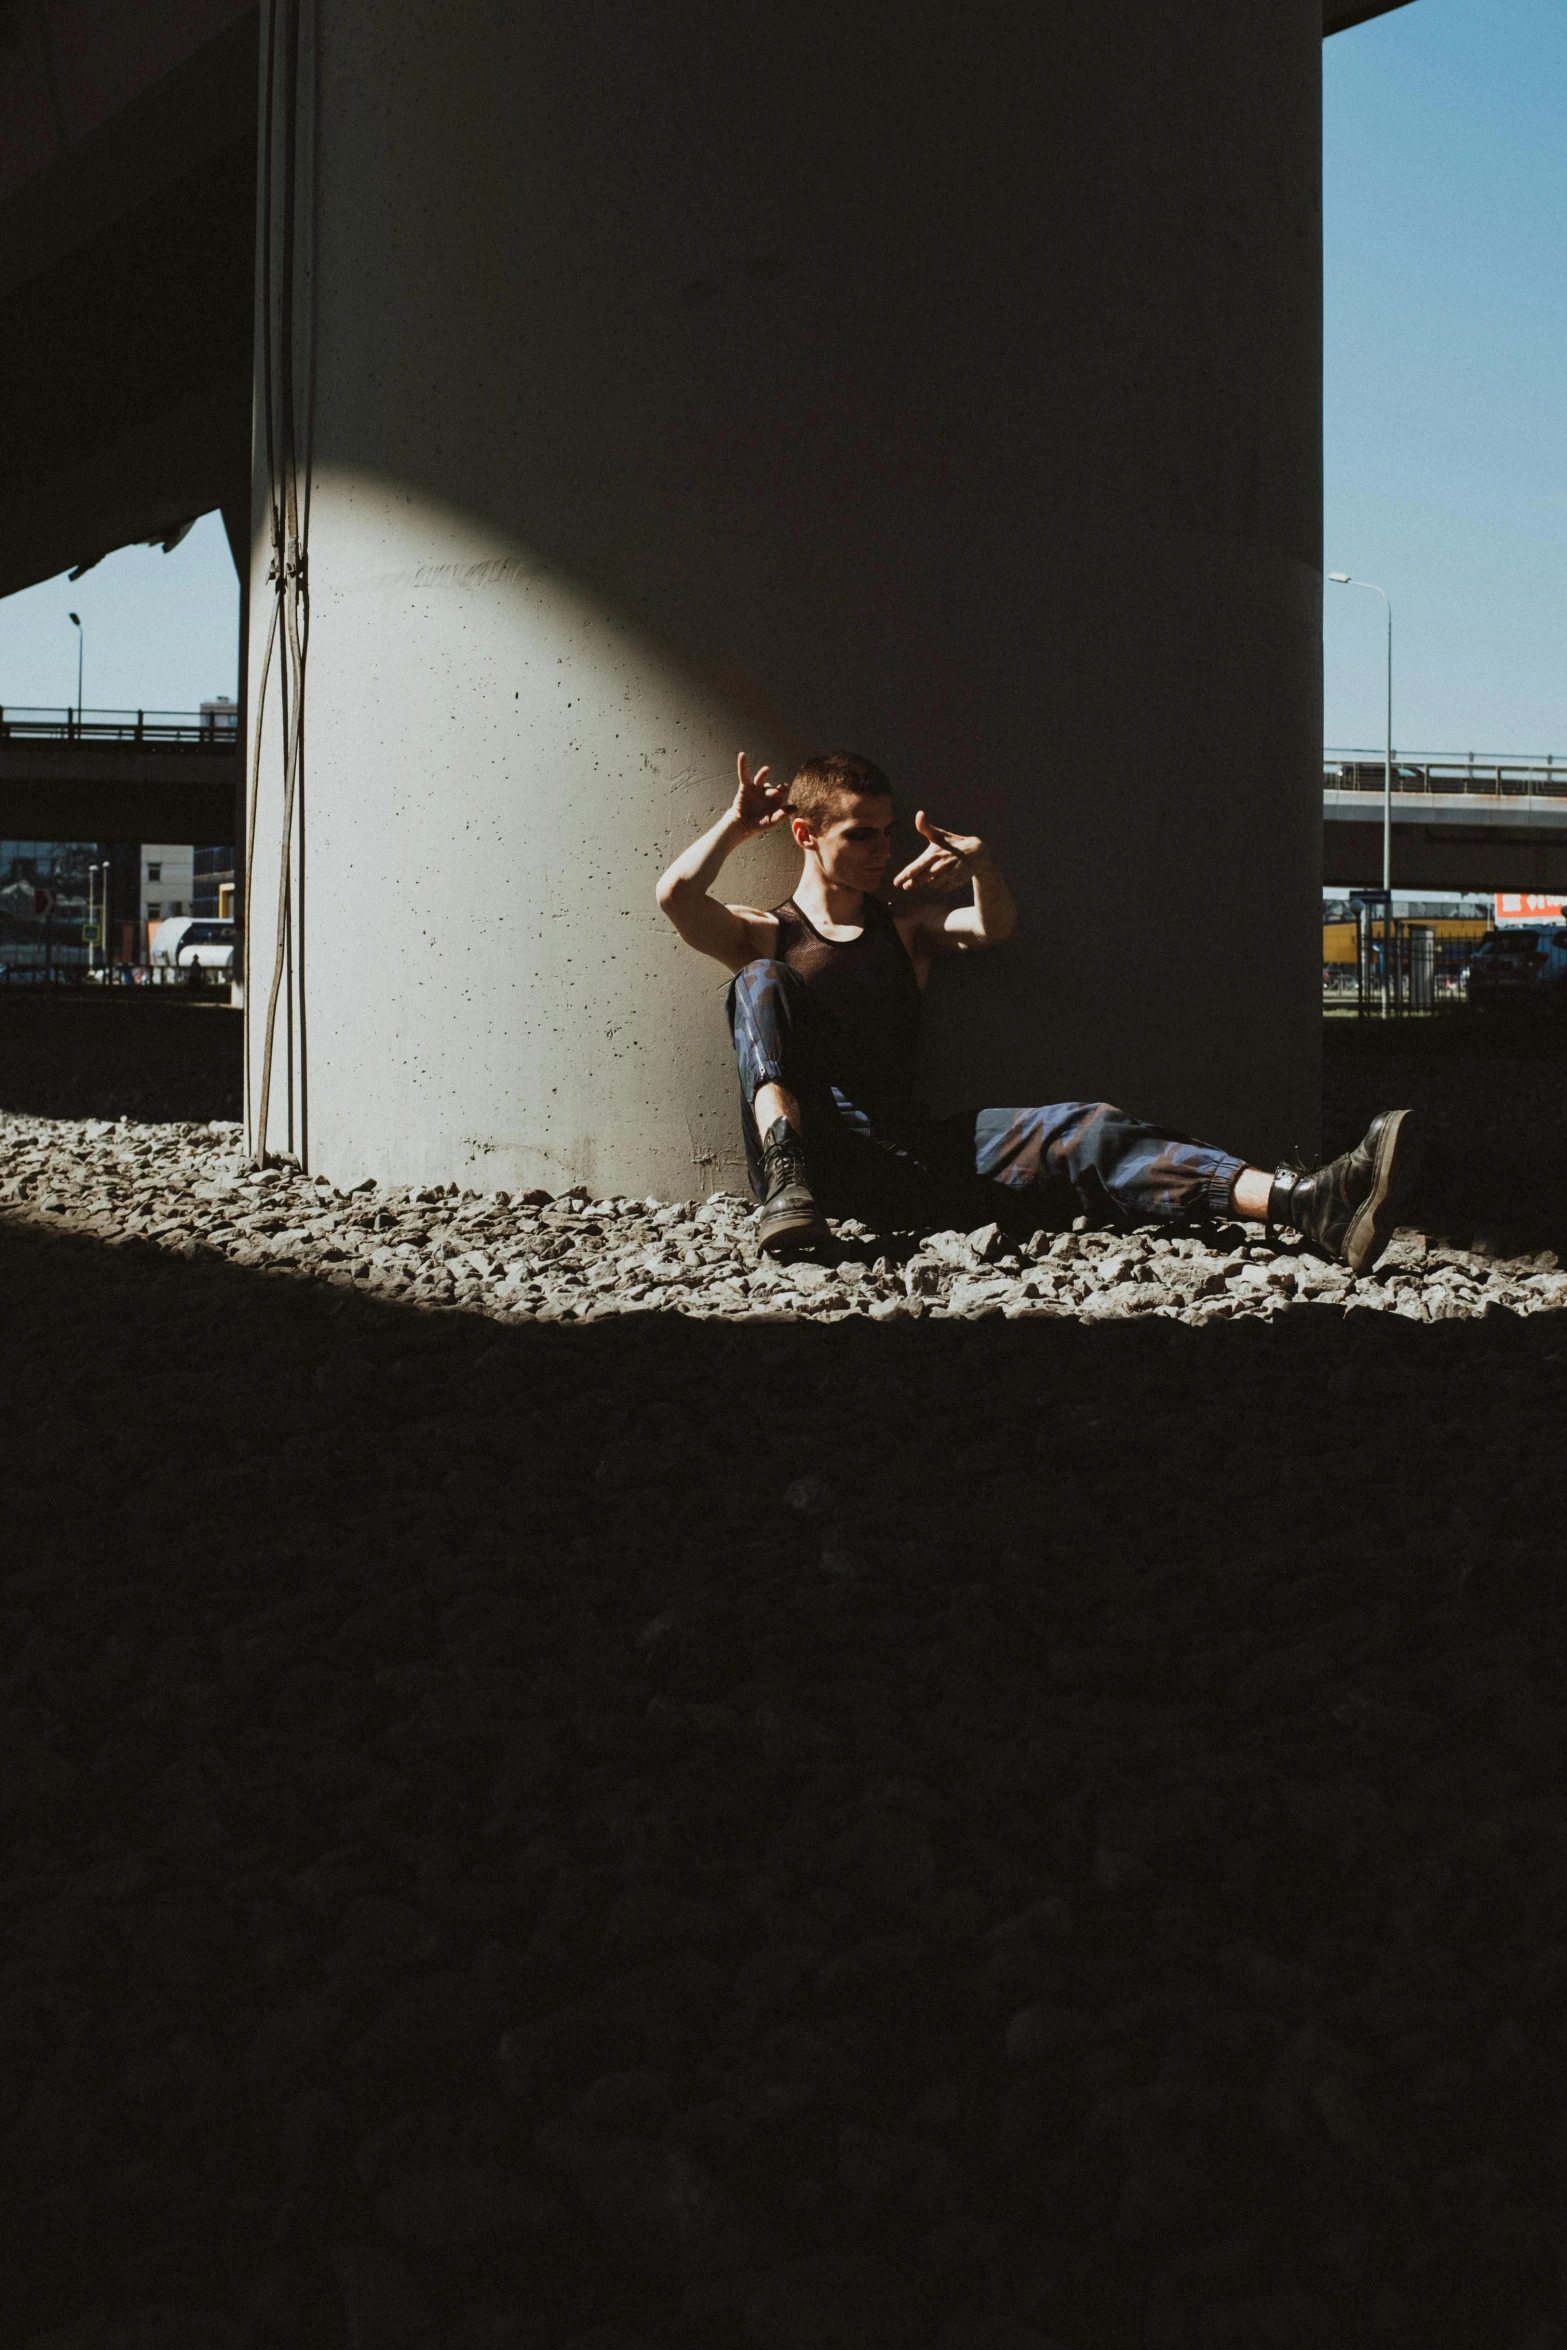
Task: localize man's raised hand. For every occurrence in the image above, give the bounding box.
[731,751,789,835]
[892,810,987,894]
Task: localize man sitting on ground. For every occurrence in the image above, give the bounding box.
[656,751,1417,1269]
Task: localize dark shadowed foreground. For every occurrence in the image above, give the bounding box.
[0,995,242,1126]
[4,1205,1566,2350]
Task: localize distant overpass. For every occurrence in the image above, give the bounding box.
[0,708,239,844]
[1323,751,1567,893]
[9,713,1558,908]
[6,714,1562,900]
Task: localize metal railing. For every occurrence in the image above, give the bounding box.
[1324,937,1474,1011]
[0,955,233,992]
[1325,749,1567,800]
[1323,895,1480,1017]
[0,706,239,748]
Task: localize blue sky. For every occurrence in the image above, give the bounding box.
[0,1,1562,754]
[1324,0,1566,752]
[0,511,239,717]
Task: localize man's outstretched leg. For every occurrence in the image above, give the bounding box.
[975,1100,1421,1274]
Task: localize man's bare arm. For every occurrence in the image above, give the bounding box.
[655,752,786,972]
[942,850,1018,948]
[891,811,1018,954]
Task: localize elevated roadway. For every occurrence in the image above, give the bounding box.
[1323,752,1567,892]
[0,709,238,845]
[10,717,1557,914]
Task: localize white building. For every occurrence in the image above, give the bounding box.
[141,843,194,952]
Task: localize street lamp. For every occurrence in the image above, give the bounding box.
[1329,572,1394,1015]
[1327,573,1393,894]
[68,611,83,731]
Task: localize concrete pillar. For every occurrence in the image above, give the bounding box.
[247,0,1323,1196]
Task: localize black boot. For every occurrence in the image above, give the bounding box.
[757,1118,829,1256]
[1268,1108,1421,1275]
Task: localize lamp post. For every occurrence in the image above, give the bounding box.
[1329,571,1393,1012]
[88,861,100,973]
[68,611,83,732]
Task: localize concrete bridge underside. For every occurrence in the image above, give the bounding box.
[1324,805,1567,894]
[0,746,239,845]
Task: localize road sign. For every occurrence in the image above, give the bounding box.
[1495,893,1566,926]
[81,922,99,944]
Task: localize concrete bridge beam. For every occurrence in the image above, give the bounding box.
[1324,819,1567,896]
[0,745,238,845]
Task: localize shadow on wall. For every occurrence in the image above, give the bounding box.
[2,1204,1565,2347]
[301,7,1320,803]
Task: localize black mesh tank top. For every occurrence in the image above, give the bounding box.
[772,894,923,1120]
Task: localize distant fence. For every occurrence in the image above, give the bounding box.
[0,706,239,749]
[1324,932,1473,1012]
[1323,899,1477,1016]
[0,953,232,994]
[1325,750,1567,801]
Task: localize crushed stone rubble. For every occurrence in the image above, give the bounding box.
[2,1112,1563,1326]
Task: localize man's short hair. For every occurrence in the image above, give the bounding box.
[788,752,893,832]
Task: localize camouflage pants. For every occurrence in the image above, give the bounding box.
[726,958,1245,1232]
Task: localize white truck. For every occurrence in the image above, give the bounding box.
[149,917,235,977]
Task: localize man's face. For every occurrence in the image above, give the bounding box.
[796,793,895,891]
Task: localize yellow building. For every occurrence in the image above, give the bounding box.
[1324,916,1490,964]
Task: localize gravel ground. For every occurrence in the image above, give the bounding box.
[3,1007,1567,2349]
[0,1114,1564,1329]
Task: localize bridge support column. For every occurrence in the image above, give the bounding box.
[247,0,1323,1194]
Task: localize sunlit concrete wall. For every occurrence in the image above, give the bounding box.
[247,0,1323,1196]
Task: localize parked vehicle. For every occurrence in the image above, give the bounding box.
[1467,926,1567,1006]
[150,917,235,974]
